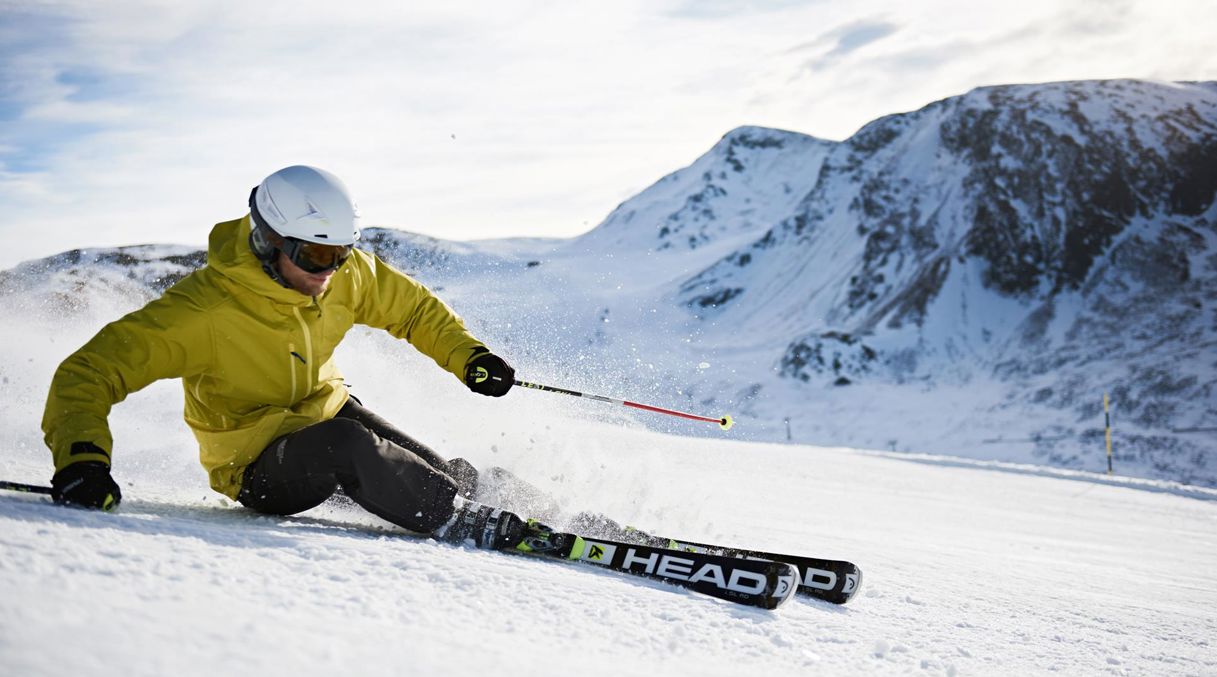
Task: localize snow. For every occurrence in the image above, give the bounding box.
[2,79,1215,674]
[3,433,1215,675]
[3,323,1216,676]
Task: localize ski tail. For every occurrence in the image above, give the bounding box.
[517,522,798,610]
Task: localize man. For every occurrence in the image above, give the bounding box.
[42,165,528,549]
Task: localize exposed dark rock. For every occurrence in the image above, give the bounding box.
[779,331,879,384]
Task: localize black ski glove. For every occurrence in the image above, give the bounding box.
[464,349,515,397]
[52,458,122,511]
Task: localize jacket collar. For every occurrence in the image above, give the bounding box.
[207,215,318,308]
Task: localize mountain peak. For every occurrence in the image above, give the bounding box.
[575,126,834,258]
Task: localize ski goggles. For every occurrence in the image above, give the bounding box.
[248,187,353,273]
[279,237,352,273]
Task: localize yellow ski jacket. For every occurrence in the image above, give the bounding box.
[42,215,486,499]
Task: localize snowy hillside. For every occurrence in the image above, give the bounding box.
[0,79,1213,492]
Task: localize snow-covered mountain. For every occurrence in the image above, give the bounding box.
[2,79,1214,487]
[667,80,1217,485]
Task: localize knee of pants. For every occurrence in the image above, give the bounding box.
[443,458,479,498]
[308,418,378,472]
[316,417,376,450]
[345,449,460,533]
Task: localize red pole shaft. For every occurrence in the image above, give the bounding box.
[515,379,734,430]
[622,400,723,424]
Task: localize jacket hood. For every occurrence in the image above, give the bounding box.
[207,215,315,307]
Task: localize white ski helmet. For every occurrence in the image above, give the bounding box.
[250,165,361,245]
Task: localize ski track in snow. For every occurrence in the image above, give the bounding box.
[3,430,1216,676]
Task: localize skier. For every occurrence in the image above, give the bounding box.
[41,165,529,548]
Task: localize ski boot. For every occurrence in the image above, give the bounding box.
[433,497,526,550]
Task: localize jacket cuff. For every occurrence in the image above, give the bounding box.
[454,345,488,379]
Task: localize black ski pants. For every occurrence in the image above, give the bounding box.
[237,397,475,533]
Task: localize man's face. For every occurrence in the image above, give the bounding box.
[277,251,337,297]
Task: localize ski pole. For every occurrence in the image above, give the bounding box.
[0,480,53,495]
[514,379,734,430]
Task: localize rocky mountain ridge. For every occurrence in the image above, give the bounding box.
[669,80,1216,484]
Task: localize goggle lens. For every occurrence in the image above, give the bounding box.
[284,239,352,273]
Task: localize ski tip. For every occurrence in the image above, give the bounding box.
[769,562,800,610]
[814,564,863,605]
[842,566,863,604]
[719,415,734,431]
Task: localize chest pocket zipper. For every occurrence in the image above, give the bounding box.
[290,307,315,400]
[288,343,301,403]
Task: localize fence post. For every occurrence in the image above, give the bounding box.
[1105,392,1114,475]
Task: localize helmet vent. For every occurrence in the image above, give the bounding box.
[258,191,286,225]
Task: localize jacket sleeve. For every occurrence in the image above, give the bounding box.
[349,250,486,381]
[42,289,213,471]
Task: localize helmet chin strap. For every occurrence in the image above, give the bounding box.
[259,251,292,289]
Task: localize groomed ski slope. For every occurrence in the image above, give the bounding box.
[2,404,1214,676]
[1,290,1214,676]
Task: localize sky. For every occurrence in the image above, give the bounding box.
[0,0,1214,269]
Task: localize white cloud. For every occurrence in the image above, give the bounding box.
[0,0,1214,268]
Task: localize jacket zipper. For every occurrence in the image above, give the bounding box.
[288,342,300,403]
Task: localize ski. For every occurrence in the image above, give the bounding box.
[565,514,863,605]
[515,522,799,610]
[655,536,863,605]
